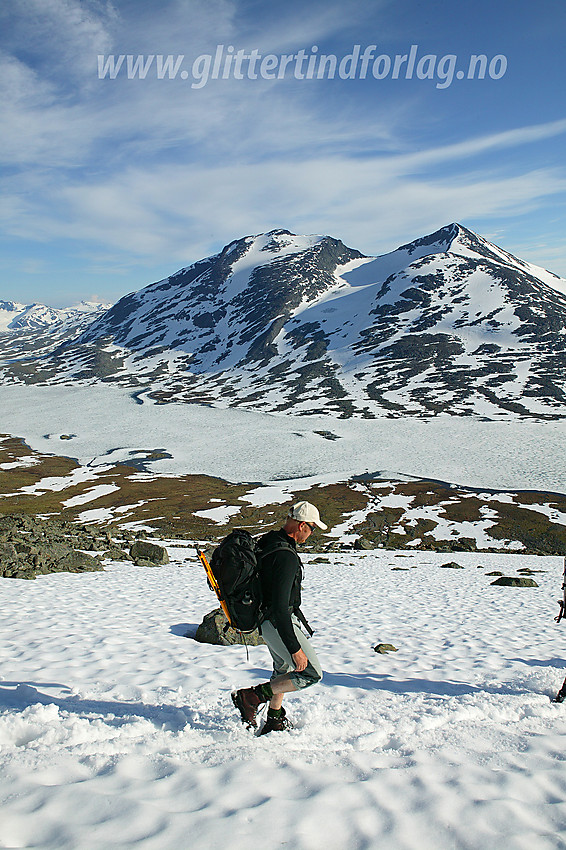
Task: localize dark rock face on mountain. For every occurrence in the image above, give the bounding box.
[78,231,364,367]
[2,225,566,419]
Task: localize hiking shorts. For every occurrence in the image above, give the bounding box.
[260,615,322,690]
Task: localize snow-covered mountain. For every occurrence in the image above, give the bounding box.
[2,225,566,419]
[0,300,111,366]
[0,300,109,331]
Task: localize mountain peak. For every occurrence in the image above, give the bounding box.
[397,223,461,255]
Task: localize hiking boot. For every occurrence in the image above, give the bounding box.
[258,707,293,735]
[232,685,268,728]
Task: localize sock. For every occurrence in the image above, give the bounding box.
[256,682,273,700]
[267,707,283,718]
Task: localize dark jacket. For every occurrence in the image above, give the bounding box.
[258,528,303,655]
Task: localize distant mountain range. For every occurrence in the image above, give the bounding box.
[0,300,110,365]
[2,224,566,419]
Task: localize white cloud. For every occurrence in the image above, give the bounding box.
[395,119,566,170]
[3,149,564,269]
[0,0,117,75]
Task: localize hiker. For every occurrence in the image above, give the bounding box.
[552,559,566,703]
[231,500,326,735]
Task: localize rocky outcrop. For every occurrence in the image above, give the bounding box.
[490,576,539,587]
[0,514,139,579]
[0,514,105,579]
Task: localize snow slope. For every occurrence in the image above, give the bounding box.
[0,300,112,364]
[1,547,566,849]
[0,300,110,332]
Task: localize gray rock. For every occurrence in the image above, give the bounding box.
[194,608,265,646]
[0,513,105,579]
[354,538,373,550]
[374,643,398,653]
[490,576,539,587]
[130,540,169,564]
[53,552,101,573]
[441,561,464,569]
[0,541,18,562]
[103,546,132,561]
[133,558,164,567]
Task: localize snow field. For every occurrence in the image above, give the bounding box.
[1,548,566,849]
[1,384,566,492]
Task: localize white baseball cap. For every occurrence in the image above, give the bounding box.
[289,500,328,530]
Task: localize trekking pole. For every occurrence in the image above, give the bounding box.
[195,546,234,627]
[555,556,566,624]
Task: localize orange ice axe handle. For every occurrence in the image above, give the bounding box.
[195,547,234,627]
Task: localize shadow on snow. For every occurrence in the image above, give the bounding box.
[0,681,215,733]
[321,671,533,697]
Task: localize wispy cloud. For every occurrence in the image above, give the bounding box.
[3,146,564,264]
[396,119,566,170]
[0,0,117,76]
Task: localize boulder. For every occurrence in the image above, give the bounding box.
[194,608,265,646]
[52,552,101,573]
[130,540,169,565]
[490,576,539,587]
[0,541,18,561]
[374,643,398,653]
[103,546,133,561]
[440,561,464,569]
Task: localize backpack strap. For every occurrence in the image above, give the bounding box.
[258,540,296,560]
[294,607,314,637]
[257,540,314,636]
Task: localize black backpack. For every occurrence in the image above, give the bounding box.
[208,529,264,633]
[197,530,311,637]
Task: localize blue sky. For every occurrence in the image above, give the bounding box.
[1,0,565,307]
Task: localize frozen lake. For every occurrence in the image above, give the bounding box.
[0,384,565,492]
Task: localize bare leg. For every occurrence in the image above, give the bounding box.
[268,673,297,710]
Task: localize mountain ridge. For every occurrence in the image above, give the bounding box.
[1,224,566,420]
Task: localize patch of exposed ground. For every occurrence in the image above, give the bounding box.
[0,434,565,554]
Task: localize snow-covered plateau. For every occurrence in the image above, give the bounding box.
[1,547,566,849]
